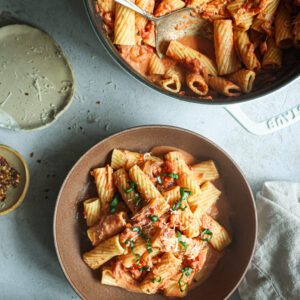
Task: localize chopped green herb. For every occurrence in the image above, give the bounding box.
[157,173,179,184]
[179,205,187,211]
[136,198,144,207]
[200,228,213,242]
[150,215,159,222]
[138,266,151,272]
[178,267,193,292]
[132,227,152,253]
[109,192,120,214]
[125,239,141,265]
[151,276,162,283]
[172,188,191,211]
[123,181,137,194]
[176,231,187,253]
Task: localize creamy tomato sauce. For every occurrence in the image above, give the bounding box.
[150,145,232,289]
[120,36,214,77]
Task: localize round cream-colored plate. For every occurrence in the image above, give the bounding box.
[0,24,75,131]
[0,145,29,215]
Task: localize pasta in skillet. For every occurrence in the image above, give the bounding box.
[95,0,300,99]
[82,149,232,297]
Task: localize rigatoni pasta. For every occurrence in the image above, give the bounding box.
[166,40,218,76]
[275,4,293,49]
[113,2,135,45]
[83,234,125,269]
[83,198,101,226]
[214,20,240,76]
[96,0,298,99]
[233,30,260,71]
[228,69,256,93]
[82,147,232,297]
[263,37,282,69]
[208,76,241,96]
[186,73,209,96]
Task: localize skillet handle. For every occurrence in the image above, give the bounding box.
[225,103,300,135]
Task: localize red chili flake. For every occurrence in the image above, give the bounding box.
[30,152,34,158]
[25,93,29,96]
[96,101,100,104]
[37,160,41,163]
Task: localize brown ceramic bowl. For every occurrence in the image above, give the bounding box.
[54,126,257,300]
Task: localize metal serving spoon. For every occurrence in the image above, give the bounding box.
[113,0,213,58]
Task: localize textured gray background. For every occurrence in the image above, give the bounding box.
[0,0,299,299]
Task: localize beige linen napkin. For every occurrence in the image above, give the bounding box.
[238,181,300,300]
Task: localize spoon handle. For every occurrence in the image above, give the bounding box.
[113,0,156,21]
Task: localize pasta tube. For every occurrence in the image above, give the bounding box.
[186,73,208,96]
[149,54,165,75]
[166,40,218,76]
[159,68,182,93]
[228,69,256,93]
[190,181,221,219]
[275,4,293,49]
[113,168,139,214]
[114,2,135,45]
[214,20,240,75]
[163,269,196,297]
[233,30,260,71]
[135,0,155,32]
[164,151,193,176]
[101,266,117,286]
[227,0,256,31]
[97,0,115,13]
[132,198,170,224]
[113,261,142,292]
[201,214,232,251]
[186,0,207,9]
[87,212,127,246]
[252,0,280,35]
[162,186,200,238]
[91,166,115,207]
[140,252,182,294]
[119,237,147,268]
[111,149,162,170]
[154,0,185,17]
[262,37,282,70]
[83,234,125,269]
[208,76,241,97]
[192,160,219,185]
[129,165,165,202]
[83,198,101,227]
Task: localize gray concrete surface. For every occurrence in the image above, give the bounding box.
[0,0,299,299]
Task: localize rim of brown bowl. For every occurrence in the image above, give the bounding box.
[0,145,30,215]
[53,125,257,300]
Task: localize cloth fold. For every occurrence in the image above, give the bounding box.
[238,181,300,300]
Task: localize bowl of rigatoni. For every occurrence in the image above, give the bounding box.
[54,125,257,300]
[84,0,300,104]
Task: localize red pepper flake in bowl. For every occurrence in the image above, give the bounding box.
[0,156,20,202]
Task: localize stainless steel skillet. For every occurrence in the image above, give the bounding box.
[84,0,300,134]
